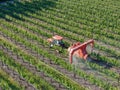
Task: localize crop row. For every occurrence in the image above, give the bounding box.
[0,19,119,80]
[42,8,120,42]
[5,1,120,57]
[0,19,119,89]
[0,0,119,89]
[0,36,85,90]
[0,50,55,90]
[1,3,119,74]
[55,0,120,29]
[9,0,120,42]
[0,68,24,90]
[1,6,120,66]
[0,6,119,80]
[1,1,120,61]
[0,19,118,90]
[7,12,119,67]
[21,0,120,31]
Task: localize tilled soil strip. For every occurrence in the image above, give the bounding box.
[0,60,35,90]
[0,32,102,90]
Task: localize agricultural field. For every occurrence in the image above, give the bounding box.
[0,0,120,90]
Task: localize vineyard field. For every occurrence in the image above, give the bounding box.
[0,0,120,90]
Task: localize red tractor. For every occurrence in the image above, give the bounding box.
[47,35,65,48]
[47,35,94,64]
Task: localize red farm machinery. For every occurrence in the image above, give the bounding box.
[47,35,94,64]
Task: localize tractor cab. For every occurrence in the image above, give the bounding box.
[47,35,65,48]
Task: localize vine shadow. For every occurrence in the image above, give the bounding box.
[0,0,57,21]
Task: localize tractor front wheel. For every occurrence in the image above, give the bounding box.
[50,44,53,48]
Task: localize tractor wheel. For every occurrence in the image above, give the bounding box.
[50,44,53,48]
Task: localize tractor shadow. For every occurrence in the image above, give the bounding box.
[0,0,57,21]
[72,55,113,72]
[88,56,113,69]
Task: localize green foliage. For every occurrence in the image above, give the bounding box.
[0,0,119,90]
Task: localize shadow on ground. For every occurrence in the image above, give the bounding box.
[0,0,11,2]
[0,0,57,21]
